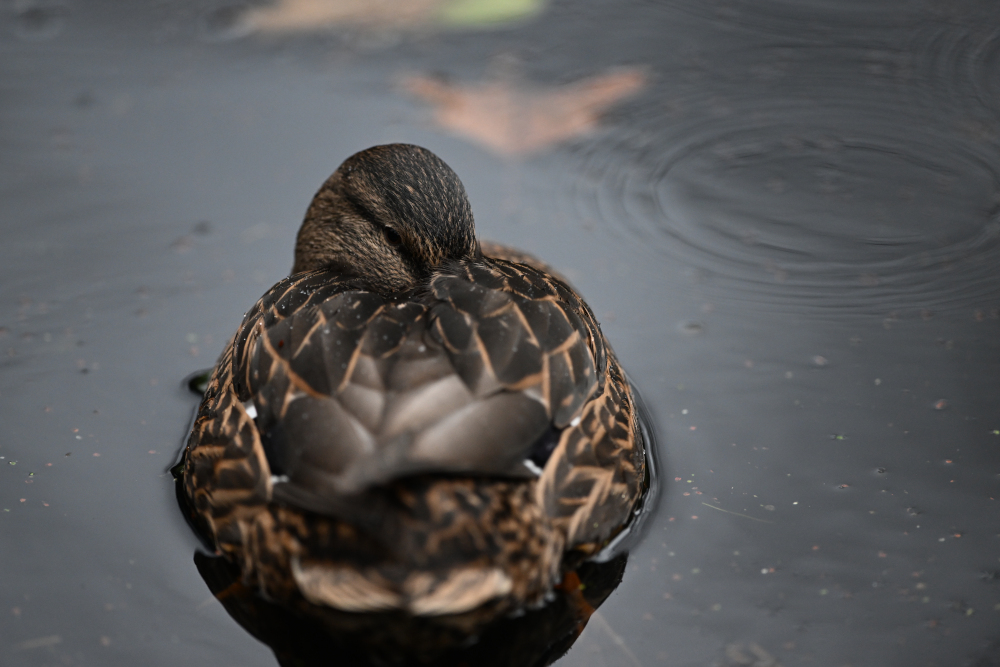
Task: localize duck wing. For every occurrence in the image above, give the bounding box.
[190,259,644,551]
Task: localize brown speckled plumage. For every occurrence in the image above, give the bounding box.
[180,144,648,633]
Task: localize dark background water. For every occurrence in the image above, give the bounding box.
[3,1,1000,666]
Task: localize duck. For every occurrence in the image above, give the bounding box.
[178,144,652,646]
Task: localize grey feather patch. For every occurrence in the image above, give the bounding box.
[241,264,605,514]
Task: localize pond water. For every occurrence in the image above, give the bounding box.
[3,1,1000,666]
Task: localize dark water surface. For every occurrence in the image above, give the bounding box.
[3,1,1000,665]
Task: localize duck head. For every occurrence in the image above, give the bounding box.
[293,144,480,293]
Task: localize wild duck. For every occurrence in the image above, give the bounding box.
[179,144,651,637]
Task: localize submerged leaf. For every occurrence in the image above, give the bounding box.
[404,70,646,156]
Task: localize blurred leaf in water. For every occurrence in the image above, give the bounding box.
[440,0,544,26]
[247,0,544,32]
[248,0,438,31]
[403,69,646,156]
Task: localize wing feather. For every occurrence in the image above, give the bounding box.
[187,256,644,555]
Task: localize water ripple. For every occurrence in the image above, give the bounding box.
[909,11,1000,124]
[563,103,1000,314]
[662,0,916,42]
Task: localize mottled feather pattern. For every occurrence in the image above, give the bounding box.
[183,343,271,556]
[244,478,562,618]
[183,253,645,619]
[180,144,648,626]
[183,252,645,616]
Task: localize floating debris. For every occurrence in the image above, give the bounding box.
[404,69,645,156]
[701,502,774,524]
[678,320,705,335]
[246,0,545,32]
[16,635,62,651]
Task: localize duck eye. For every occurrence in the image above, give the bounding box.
[383,226,402,246]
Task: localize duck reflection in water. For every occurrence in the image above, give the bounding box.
[175,144,657,666]
[193,549,629,667]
